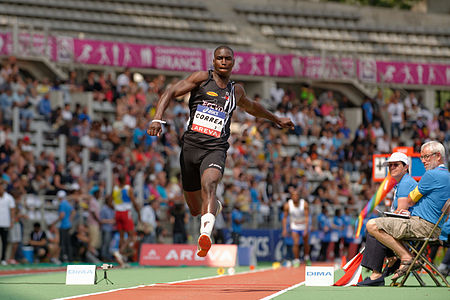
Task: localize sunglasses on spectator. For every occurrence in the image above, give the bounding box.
[388,163,403,168]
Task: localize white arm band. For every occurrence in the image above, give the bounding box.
[151,120,166,124]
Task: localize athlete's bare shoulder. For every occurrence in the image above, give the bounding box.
[187,71,210,85]
[171,71,209,96]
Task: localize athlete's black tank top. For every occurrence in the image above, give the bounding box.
[182,70,236,150]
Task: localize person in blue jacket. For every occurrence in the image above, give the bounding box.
[358,152,418,286]
[367,142,449,282]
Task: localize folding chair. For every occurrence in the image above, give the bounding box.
[392,198,450,287]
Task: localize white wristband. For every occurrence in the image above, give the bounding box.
[151,120,166,124]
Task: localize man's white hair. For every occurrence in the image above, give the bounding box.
[421,141,445,159]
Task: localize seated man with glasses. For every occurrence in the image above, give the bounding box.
[358,152,417,286]
[367,141,449,282]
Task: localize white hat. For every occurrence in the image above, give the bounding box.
[383,152,409,166]
[57,190,67,198]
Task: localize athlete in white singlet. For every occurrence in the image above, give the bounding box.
[282,189,311,266]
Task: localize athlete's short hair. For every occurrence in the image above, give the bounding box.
[214,45,234,57]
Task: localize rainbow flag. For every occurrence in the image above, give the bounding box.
[354,174,397,238]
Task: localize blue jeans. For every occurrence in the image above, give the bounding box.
[391,122,401,138]
[101,230,113,260]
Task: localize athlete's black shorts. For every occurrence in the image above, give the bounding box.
[180,142,227,191]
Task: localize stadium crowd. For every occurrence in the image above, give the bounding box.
[0,55,448,266]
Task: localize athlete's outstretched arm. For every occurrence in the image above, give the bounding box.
[235,84,294,129]
[147,71,209,136]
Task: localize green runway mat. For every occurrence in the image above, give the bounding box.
[0,264,448,300]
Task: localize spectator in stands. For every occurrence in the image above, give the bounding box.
[71,223,90,261]
[341,206,355,260]
[387,92,404,139]
[86,187,101,256]
[169,201,188,244]
[28,222,48,263]
[45,223,61,264]
[52,190,74,262]
[8,204,25,265]
[116,68,131,93]
[0,86,13,125]
[376,133,390,154]
[139,200,158,244]
[332,208,344,262]
[77,106,91,123]
[83,71,102,94]
[38,93,52,121]
[270,83,284,109]
[15,91,34,131]
[317,205,331,261]
[61,103,73,122]
[437,219,450,276]
[0,179,14,265]
[100,195,115,261]
[53,163,70,192]
[213,208,226,245]
[231,202,244,245]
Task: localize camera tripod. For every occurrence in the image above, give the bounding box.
[96,268,114,285]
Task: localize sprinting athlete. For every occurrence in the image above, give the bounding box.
[282,189,311,266]
[147,45,294,257]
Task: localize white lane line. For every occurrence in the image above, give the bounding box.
[259,280,305,300]
[54,267,274,300]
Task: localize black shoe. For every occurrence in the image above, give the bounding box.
[357,276,385,286]
[382,259,401,277]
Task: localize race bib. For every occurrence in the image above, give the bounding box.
[191,105,226,138]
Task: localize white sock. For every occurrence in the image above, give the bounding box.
[200,213,215,236]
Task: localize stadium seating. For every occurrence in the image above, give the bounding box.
[0,0,245,46]
[234,2,450,59]
[1,0,448,59]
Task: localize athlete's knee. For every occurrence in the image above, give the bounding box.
[201,177,220,191]
[202,174,218,185]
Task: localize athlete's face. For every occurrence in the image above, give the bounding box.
[291,190,300,203]
[213,48,234,76]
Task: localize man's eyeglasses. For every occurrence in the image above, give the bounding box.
[420,152,437,160]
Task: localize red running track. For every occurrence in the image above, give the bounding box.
[72,267,307,300]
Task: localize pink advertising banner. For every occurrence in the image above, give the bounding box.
[1,31,449,86]
[65,38,206,72]
[0,33,7,56]
[224,52,356,80]
[0,32,56,59]
[376,61,449,86]
[358,59,450,86]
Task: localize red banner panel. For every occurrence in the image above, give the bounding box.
[139,244,237,267]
